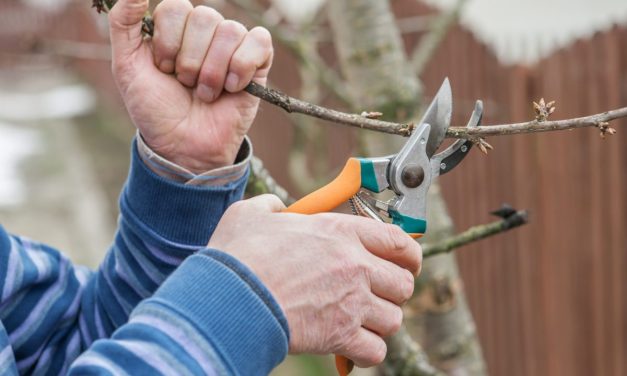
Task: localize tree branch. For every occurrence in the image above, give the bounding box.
[423,209,529,259]
[447,109,626,138]
[244,82,626,140]
[91,3,626,141]
[244,82,414,136]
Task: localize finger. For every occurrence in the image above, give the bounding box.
[367,256,415,305]
[339,328,387,368]
[108,0,149,72]
[352,219,422,274]
[197,20,247,102]
[175,6,223,87]
[225,26,273,93]
[240,194,286,213]
[362,296,403,337]
[152,0,193,73]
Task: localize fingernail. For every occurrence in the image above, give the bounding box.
[159,60,174,73]
[197,84,215,102]
[225,72,239,92]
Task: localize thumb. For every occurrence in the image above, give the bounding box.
[108,0,149,69]
[243,194,287,213]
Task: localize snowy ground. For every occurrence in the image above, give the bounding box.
[425,0,627,64]
[0,122,40,206]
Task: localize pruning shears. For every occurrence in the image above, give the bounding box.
[284,78,483,375]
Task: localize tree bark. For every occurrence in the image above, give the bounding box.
[327,0,421,118]
[327,1,487,374]
[408,184,487,375]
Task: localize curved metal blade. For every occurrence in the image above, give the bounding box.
[432,100,483,176]
[420,78,453,158]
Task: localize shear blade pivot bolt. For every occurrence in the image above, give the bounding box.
[401,164,424,188]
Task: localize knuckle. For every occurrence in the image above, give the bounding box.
[198,67,223,88]
[249,26,273,46]
[189,5,223,25]
[156,39,180,57]
[334,254,366,283]
[328,214,353,235]
[176,57,200,75]
[382,223,408,253]
[328,306,360,348]
[154,0,192,19]
[218,19,248,37]
[229,55,253,74]
[110,0,149,27]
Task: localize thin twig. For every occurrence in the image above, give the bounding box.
[90,3,627,140]
[423,209,529,258]
[244,82,414,136]
[447,109,627,138]
[245,82,627,139]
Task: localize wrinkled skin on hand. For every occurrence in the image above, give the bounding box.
[108,0,273,173]
[209,195,422,368]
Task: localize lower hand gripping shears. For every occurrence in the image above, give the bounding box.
[284,78,483,375]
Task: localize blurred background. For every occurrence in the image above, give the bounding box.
[0,0,625,375]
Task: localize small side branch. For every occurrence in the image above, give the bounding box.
[245,82,414,136]
[245,82,626,139]
[448,108,627,138]
[423,207,529,258]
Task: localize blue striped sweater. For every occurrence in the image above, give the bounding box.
[0,141,289,375]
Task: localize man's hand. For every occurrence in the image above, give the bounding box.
[208,195,422,368]
[109,0,273,173]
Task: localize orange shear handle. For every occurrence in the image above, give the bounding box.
[284,158,361,376]
[284,158,362,215]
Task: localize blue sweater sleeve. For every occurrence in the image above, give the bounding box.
[69,250,289,375]
[0,139,288,375]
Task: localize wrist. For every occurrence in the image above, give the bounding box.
[141,133,248,174]
[159,147,240,175]
[137,133,252,185]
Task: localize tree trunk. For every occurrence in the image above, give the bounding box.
[408,184,486,375]
[327,0,420,119]
[327,1,486,374]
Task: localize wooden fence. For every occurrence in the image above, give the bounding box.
[417,22,627,376]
